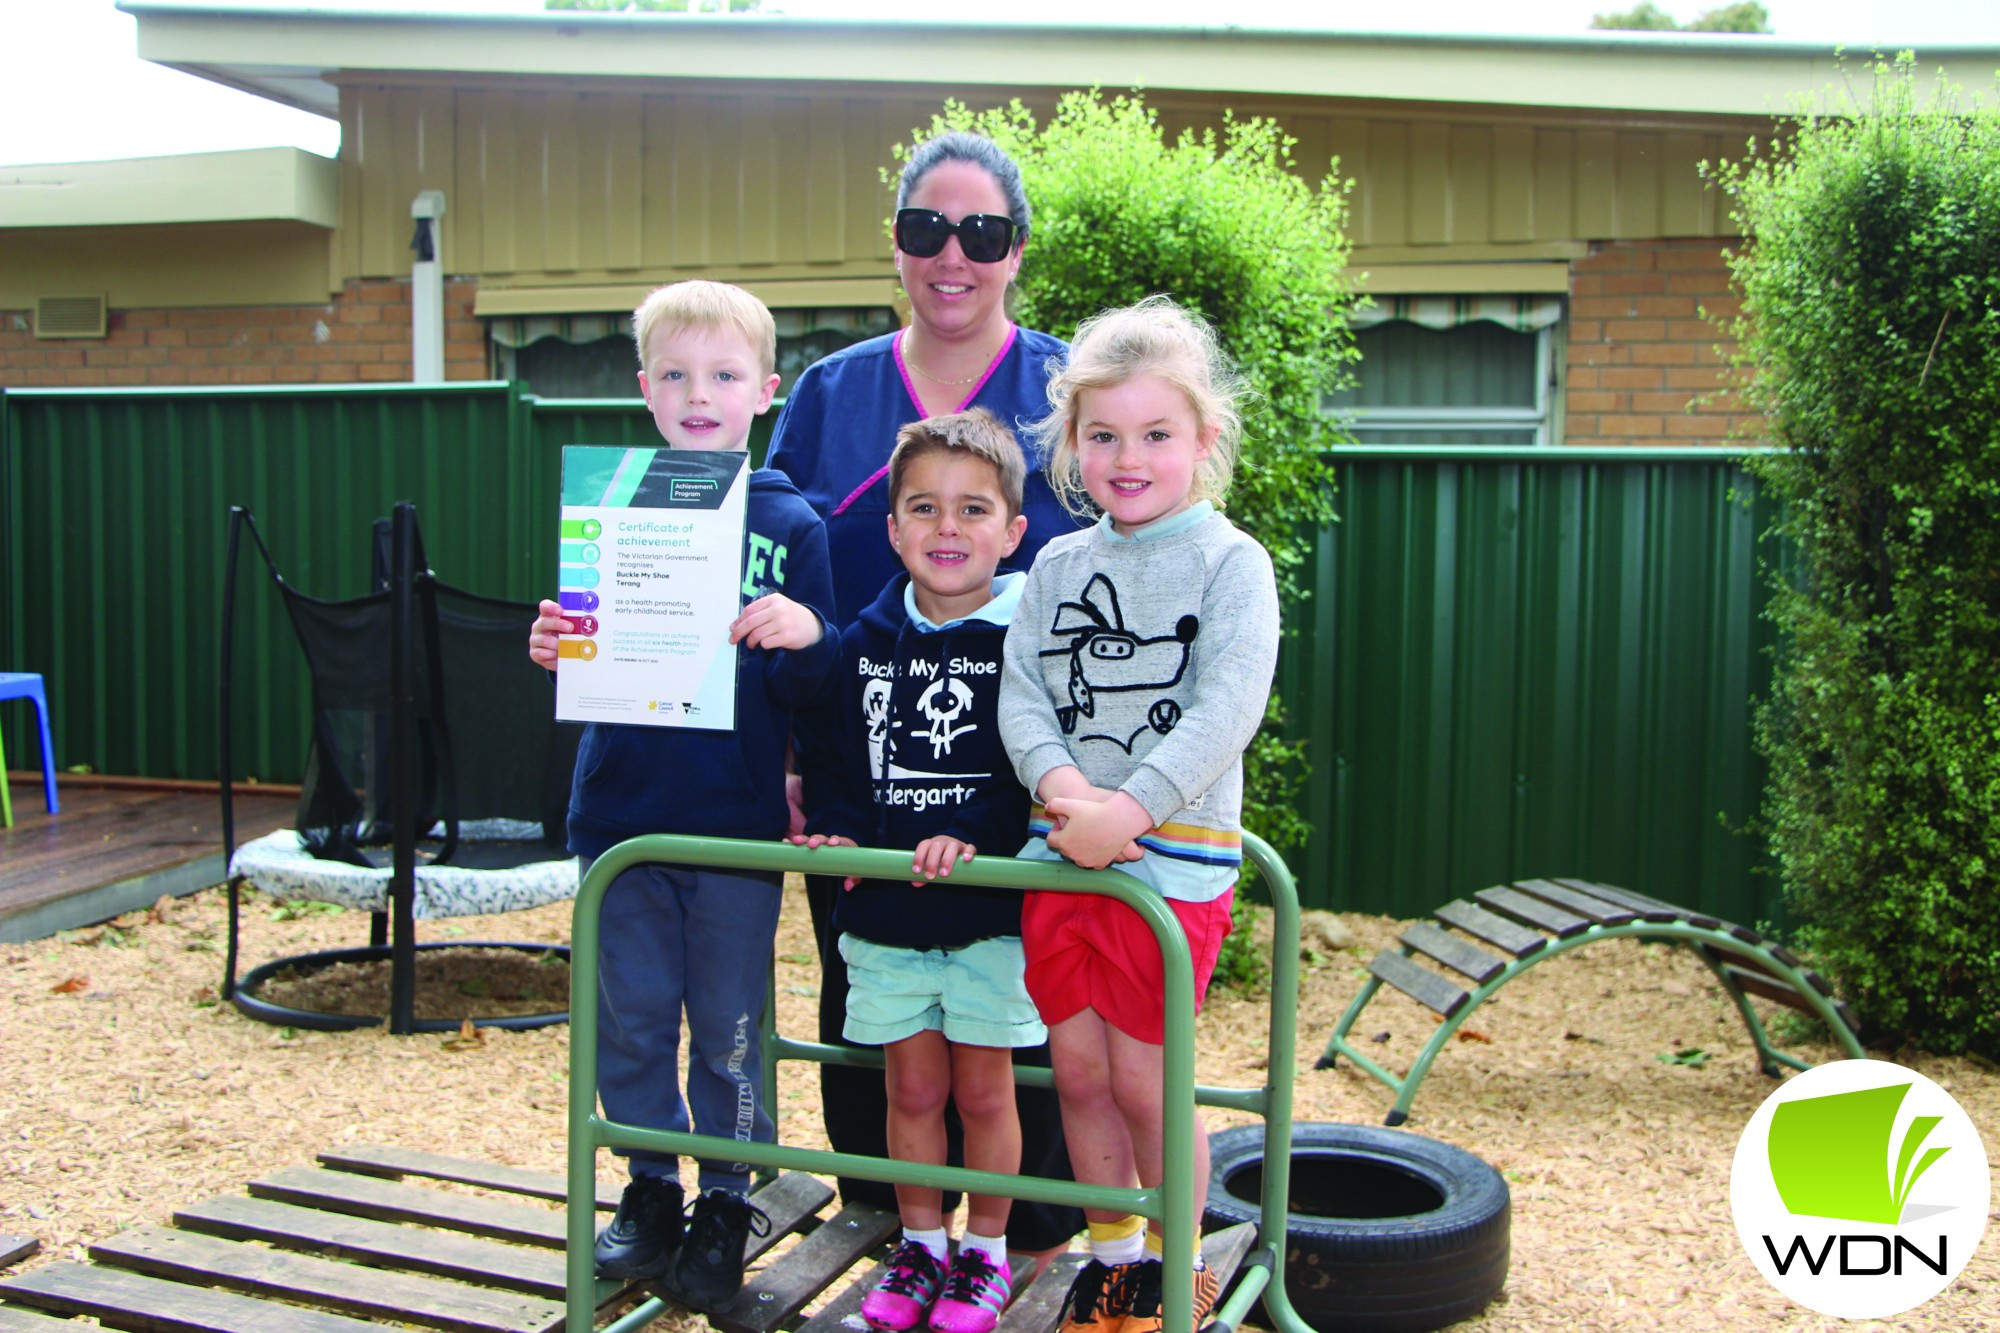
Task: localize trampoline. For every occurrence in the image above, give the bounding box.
[218,503,583,1034]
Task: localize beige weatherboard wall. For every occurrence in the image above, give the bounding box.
[8,7,1996,404]
[321,79,1750,308]
[118,4,2000,306]
[0,85,1740,310]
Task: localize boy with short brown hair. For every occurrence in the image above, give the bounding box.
[795,408,1075,1333]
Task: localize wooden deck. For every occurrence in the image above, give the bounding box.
[0,776,295,944]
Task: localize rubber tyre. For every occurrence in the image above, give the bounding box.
[1204,1122,1509,1333]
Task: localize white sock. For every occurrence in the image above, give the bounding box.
[905,1225,949,1266]
[960,1231,1008,1267]
[1092,1230,1146,1266]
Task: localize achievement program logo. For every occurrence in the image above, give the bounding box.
[1730,1059,1989,1318]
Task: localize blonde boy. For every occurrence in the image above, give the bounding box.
[527,281,838,1308]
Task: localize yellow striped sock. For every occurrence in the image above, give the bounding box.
[1087,1214,1147,1265]
[1087,1215,1144,1244]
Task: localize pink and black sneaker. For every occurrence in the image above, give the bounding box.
[929,1247,1012,1333]
[862,1240,946,1332]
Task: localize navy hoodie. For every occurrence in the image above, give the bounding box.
[800,572,1029,951]
[566,468,838,860]
[766,327,1084,625]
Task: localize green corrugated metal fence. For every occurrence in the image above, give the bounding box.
[1280,445,1781,922]
[1,388,1781,919]
[0,385,776,790]
[4,383,541,787]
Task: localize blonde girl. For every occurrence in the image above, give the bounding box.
[998,296,1281,1333]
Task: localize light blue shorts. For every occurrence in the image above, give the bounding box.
[838,933,1046,1049]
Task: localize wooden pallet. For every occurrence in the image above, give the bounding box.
[0,1144,810,1332]
[0,1146,1258,1333]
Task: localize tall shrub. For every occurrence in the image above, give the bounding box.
[896,93,1359,858]
[1715,57,2000,1056]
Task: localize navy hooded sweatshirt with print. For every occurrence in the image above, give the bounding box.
[799,571,1029,951]
[565,467,839,860]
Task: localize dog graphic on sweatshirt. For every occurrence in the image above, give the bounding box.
[1040,573,1198,752]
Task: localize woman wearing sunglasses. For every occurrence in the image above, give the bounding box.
[767,130,1081,628]
[766,129,1085,1286]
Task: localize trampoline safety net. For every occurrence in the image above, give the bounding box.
[287,577,579,868]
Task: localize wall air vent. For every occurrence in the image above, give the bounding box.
[35,295,107,339]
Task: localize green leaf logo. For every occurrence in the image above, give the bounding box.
[1733,1060,1989,1320]
[1767,1083,1949,1225]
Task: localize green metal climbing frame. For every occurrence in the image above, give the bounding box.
[566,832,1312,1333]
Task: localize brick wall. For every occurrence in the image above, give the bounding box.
[1565,239,1757,448]
[0,279,484,388]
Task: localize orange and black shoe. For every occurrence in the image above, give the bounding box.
[1118,1259,1220,1333]
[1057,1259,1145,1333]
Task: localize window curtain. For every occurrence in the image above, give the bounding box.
[1350,295,1564,333]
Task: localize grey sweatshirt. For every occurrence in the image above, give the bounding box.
[998,504,1280,902]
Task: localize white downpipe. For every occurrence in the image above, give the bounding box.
[410,189,447,384]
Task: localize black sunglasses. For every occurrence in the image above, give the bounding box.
[894,208,1025,263]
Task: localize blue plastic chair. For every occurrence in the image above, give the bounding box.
[0,672,59,821]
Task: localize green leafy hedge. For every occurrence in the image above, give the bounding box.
[1715,57,2000,1056]
[896,92,1359,864]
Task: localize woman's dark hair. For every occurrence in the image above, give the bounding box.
[896,131,1032,238]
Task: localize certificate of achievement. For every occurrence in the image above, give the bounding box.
[554,446,748,731]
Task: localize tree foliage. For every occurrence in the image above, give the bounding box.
[893,92,1359,861]
[1592,1,1770,32]
[1687,2,1770,31]
[1713,56,2000,1056]
[1592,2,1678,30]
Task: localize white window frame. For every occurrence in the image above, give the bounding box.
[1340,297,1564,448]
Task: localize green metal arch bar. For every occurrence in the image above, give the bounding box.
[566,833,1310,1333]
[1321,920,1866,1128]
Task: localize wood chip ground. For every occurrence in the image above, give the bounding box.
[2,882,1994,1331]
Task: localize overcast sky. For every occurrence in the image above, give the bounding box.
[1,0,1995,166]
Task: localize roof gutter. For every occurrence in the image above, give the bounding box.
[122,3,2000,120]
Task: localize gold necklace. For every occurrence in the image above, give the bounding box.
[910,361,983,385]
[903,333,997,386]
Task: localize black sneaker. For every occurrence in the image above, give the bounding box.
[1119,1258,1220,1333]
[1058,1258,1141,1333]
[666,1188,772,1309]
[594,1176,685,1281]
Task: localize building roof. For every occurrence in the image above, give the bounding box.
[0,147,338,229]
[124,2,1999,121]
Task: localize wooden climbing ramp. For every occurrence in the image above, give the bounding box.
[1321,876,1867,1126]
[0,1145,1254,1333]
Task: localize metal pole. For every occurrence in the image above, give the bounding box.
[566,849,607,1333]
[410,191,446,384]
[387,502,419,1034]
[218,507,245,1002]
[1242,835,1308,1333]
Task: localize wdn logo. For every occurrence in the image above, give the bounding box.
[1730,1060,1989,1319]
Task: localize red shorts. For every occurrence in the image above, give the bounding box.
[1021,886,1234,1045]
